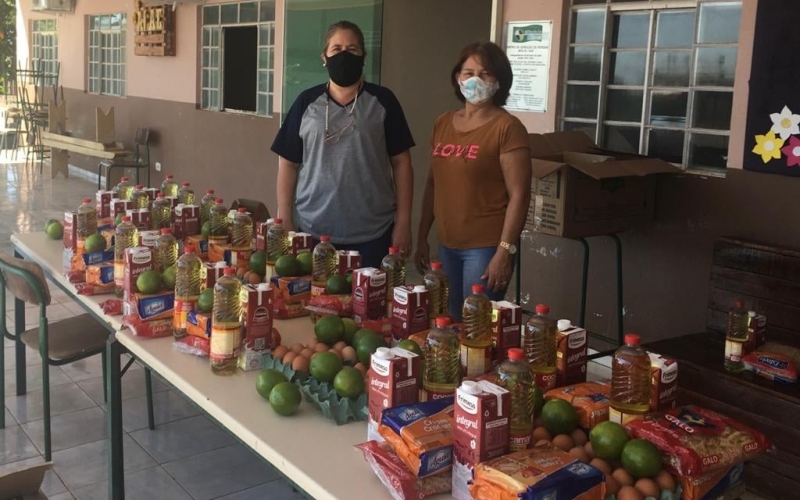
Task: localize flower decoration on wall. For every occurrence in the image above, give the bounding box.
[753,130,784,163]
[770,106,800,139]
[781,136,800,167]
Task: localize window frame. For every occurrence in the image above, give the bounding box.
[31,19,59,85]
[561,0,742,176]
[87,13,127,98]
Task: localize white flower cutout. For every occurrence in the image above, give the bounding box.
[770,106,800,140]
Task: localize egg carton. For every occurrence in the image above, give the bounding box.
[297,377,368,426]
[604,485,682,500]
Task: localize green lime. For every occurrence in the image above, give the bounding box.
[269,382,302,416]
[45,220,63,240]
[250,251,267,275]
[256,369,288,400]
[275,255,301,277]
[314,315,345,346]
[84,233,106,253]
[197,289,214,313]
[325,275,350,295]
[541,399,579,436]
[342,318,358,344]
[356,333,388,366]
[396,339,422,357]
[333,366,365,398]
[297,251,313,275]
[201,221,211,238]
[352,328,378,348]
[590,421,630,461]
[136,270,162,295]
[162,265,177,290]
[309,351,343,383]
[621,439,663,478]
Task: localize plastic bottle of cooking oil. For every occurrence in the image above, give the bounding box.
[208,198,228,245]
[177,182,195,205]
[173,246,203,340]
[76,197,98,239]
[200,189,216,226]
[381,246,406,316]
[609,333,651,424]
[522,304,558,392]
[423,261,450,325]
[151,193,172,230]
[497,347,535,451]
[153,228,178,273]
[312,235,337,282]
[131,185,149,210]
[116,176,134,200]
[423,316,461,400]
[724,299,749,373]
[266,218,289,264]
[231,207,253,249]
[211,266,243,376]
[461,284,493,377]
[160,174,179,198]
[114,216,138,297]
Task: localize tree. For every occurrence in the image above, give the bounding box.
[0,0,15,94]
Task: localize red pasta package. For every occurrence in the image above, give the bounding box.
[122,314,173,338]
[273,297,310,319]
[624,405,773,477]
[305,294,353,318]
[100,299,123,316]
[355,440,451,500]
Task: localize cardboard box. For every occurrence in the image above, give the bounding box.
[124,247,153,297]
[96,190,113,218]
[744,312,767,355]
[204,261,227,290]
[352,268,388,322]
[187,311,212,339]
[556,321,587,387]
[269,275,311,304]
[173,205,200,239]
[527,131,680,238]
[255,220,272,252]
[126,208,151,231]
[239,283,275,371]
[63,212,77,251]
[86,263,115,286]
[336,250,361,276]
[491,301,521,369]
[111,199,130,220]
[288,231,313,256]
[124,290,175,321]
[368,347,421,441]
[186,235,209,260]
[391,285,430,342]
[648,352,678,413]
[0,461,53,500]
[144,187,158,202]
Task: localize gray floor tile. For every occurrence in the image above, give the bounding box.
[5,382,96,424]
[71,465,193,500]
[52,435,157,491]
[216,479,307,500]
[163,444,278,500]
[77,370,168,407]
[42,468,69,496]
[130,415,235,464]
[48,493,75,500]
[120,389,199,433]
[4,364,73,394]
[4,407,15,426]
[47,303,80,322]
[60,355,104,382]
[20,406,108,454]
[0,425,40,466]
[4,343,43,368]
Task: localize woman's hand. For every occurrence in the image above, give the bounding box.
[481,249,513,293]
[281,217,295,232]
[392,222,412,257]
[414,239,430,275]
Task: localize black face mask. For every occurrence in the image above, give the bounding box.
[325,51,365,87]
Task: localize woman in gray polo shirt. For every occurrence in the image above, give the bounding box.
[271,21,415,268]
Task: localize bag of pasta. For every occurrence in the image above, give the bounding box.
[624,405,772,477]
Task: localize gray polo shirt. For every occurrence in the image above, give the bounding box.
[271,82,415,244]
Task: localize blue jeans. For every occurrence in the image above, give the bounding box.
[306,224,393,270]
[438,244,508,321]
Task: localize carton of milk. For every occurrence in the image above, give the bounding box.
[352,268,387,322]
[239,283,275,371]
[391,285,430,342]
[648,352,678,413]
[491,301,522,368]
[123,246,153,299]
[556,319,587,387]
[368,347,420,442]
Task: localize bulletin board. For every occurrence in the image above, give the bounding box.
[744,0,800,176]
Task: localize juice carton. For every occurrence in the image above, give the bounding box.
[391,285,430,342]
[186,235,209,260]
[453,380,511,500]
[126,208,151,231]
[63,212,77,251]
[111,199,130,220]
[270,275,312,304]
[203,261,227,290]
[138,230,160,248]
[288,231,313,256]
[368,347,420,441]
[352,268,387,322]
[86,263,115,286]
[124,247,153,298]
[173,205,200,239]
[744,313,767,356]
[255,220,271,252]
[124,290,175,321]
[491,301,522,368]
[648,352,678,413]
[556,321,587,387]
[239,283,275,371]
[96,191,113,218]
[144,188,158,203]
[337,250,361,276]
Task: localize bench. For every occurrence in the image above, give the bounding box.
[647,237,800,500]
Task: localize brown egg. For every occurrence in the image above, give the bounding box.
[570,428,588,446]
[282,351,298,365]
[333,341,347,351]
[306,337,319,348]
[341,346,358,364]
[531,427,552,443]
[655,470,675,493]
[290,343,304,354]
[617,485,643,500]
[568,446,590,463]
[552,434,574,452]
[612,468,635,487]
[635,478,660,499]
[329,349,343,361]
[589,458,612,475]
[314,343,329,353]
[237,268,247,278]
[534,439,551,447]
[354,362,368,375]
[605,476,620,496]
[292,355,310,374]
[300,348,314,359]
[272,345,288,360]
[584,441,595,458]
[248,272,262,284]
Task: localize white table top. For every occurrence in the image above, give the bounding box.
[10,232,425,500]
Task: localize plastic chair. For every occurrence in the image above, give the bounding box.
[97,128,151,190]
[0,254,154,461]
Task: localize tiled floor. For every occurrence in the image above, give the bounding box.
[0,159,305,499]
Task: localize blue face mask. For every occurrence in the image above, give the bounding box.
[458,76,499,105]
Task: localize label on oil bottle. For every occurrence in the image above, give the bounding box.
[609,407,645,425]
[210,325,242,362]
[724,339,743,363]
[173,299,197,330]
[460,344,492,377]
[533,371,557,392]
[509,432,532,452]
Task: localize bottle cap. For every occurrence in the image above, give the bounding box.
[257,283,271,291]
[557,319,572,331]
[430,261,442,270]
[434,316,451,328]
[122,216,132,222]
[471,284,484,294]
[508,347,525,361]
[274,218,283,223]
[459,380,481,395]
[206,189,214,194]
[121,176,129,181]
[185,245,195,254]
[748,311,757,317]
[165,174,173,179]
[82,197,91,203]
[535,304,550,315]
[388,246,399,254]
[182,182,190,187]
[373,347,393,360]
[157,193,165,198]
[215,261,227,268]
[320,235,331,242]
[237,207,247,213]
[223,267,236,276]
[135,185,143,189]
[212,198,222,205]
[734,299,744,307]
[413,285,427,293]
[159,228,172,235]
[624,333,641,346]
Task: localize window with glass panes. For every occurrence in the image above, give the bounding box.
[563,1,742,174]
[32,19,58,80]
[88,14,126,97]
[201,1,276,116]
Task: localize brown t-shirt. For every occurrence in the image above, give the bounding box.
[430,110,530,249]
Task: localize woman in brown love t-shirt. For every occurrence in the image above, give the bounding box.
[415,42,531,320]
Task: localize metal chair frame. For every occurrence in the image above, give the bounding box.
[98,128,151,190]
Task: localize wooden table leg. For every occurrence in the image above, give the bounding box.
[50,147,69,179]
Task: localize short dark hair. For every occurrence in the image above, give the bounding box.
[322,21,366,55]
[450,42,513,106]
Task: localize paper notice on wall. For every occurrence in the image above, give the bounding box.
[505,21,552,113]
